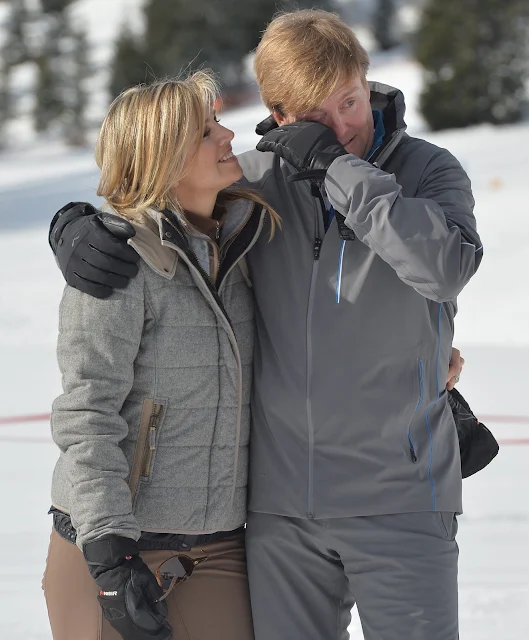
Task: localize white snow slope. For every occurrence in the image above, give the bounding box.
[0,51,528,638]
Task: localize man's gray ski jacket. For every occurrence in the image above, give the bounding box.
[238,82,482,519]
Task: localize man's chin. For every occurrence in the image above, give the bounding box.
[344,140,362,157]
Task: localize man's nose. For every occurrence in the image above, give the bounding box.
[328,115,349,143]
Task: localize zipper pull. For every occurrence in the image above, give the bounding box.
[313,237,322,260]
[148,404,162,450]
[148,426,157,450]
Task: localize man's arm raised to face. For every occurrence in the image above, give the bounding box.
[324,145,482,303]
[256,119,482,303]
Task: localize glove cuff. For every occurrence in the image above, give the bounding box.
[83,535,139,576]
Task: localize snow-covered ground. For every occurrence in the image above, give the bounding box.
[1,48,529,639]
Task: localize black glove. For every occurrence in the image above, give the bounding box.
[49,202,140,299]
[255,114,278,136]
[83,535,172,640]
[256,121,348,184]
[447,388,499,478]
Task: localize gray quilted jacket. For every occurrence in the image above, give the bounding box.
[50,199,266,549]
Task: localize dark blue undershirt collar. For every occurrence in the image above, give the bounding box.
[365,109,385,161]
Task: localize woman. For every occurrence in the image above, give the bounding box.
[42,71,278,640]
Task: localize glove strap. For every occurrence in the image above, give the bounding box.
[287,169,327,184]
[83,535,139,577]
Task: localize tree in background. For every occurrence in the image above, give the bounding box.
[2,0,32,67]
[34,0,91,143]
[63,26,90,145]
[0,67,10,147]
[40,0,74,11]
[34,3,69,132]
[110,23,147,98]
[142,0,252,88]
[373,0,398,51]
[0,0,32,138]
[110,0,336,98]
[415,0,529,130]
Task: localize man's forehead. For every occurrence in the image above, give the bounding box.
[310,77,366,112]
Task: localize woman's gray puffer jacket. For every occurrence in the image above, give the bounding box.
[50,198,266,549]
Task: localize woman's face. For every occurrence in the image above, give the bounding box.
[175,110,243,211]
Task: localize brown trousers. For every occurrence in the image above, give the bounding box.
[42,528,254,640]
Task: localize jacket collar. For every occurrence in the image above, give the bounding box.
[369,81,407,134]
[368,81,407,168]
[100,198,258,281]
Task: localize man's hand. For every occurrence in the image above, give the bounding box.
[49,202,140,299]
[256,121,348,184]
[446,347,465,391]
[83,535,172,640]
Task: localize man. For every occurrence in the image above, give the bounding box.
[48,10,480,640]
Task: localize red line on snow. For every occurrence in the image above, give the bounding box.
[2,412,529,427]
[0,436,54,444]
[0,413,51,425]
[478,414,529,425]
[1,412,529,448]
[2,437,527,446]
[4,414,529,428]
[0,436,528,445]
[497,438,529,446]
[2,436,529,446]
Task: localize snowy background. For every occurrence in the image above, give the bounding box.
[1,2,529,639]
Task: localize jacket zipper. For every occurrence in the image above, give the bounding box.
[141,403,164,477]
[219,206,254,261]
[306,189,325,518]
[218,209,266,293]
[160,212,264,515]
[176,217,220,283]
[161,213,234,328]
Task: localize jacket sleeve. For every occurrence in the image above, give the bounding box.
[51,267,145,549]
[324,149,482,302]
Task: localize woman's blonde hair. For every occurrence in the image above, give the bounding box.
[254,9,370,118]
[95,70,280,234]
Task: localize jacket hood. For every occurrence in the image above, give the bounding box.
[368,81,407,135]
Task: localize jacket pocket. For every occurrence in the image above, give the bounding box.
[408,358,424,463]
[436,511,458,541]
[128,399,166,500]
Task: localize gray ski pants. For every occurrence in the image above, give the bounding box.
[246,511,459,640]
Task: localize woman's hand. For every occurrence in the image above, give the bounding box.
[446,347,465,391]
[83,535,172,640]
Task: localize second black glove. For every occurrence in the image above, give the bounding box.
[83,535,172,640]
[49,202,140,299]
[256,121,348,184]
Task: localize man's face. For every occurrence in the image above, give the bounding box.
[275,75,375,159]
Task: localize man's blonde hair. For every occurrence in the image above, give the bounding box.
[254,9,370,117]
[96,71,280,234]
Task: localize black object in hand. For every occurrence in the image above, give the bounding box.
[448,388,499,478]
[256,121,348,185]
[49,202,140,299]
[84,535,172,640]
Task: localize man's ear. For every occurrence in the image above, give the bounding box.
[272,109,289,126]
